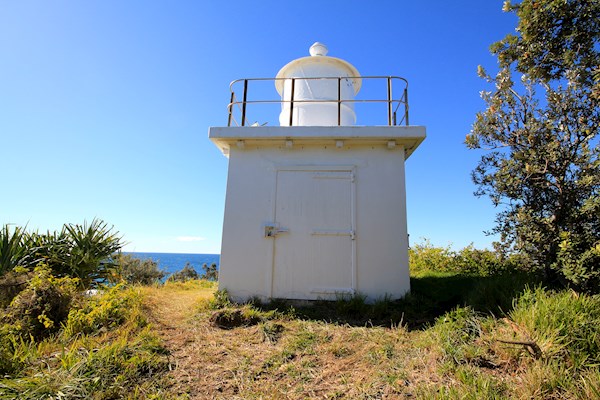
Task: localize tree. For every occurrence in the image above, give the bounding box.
[167,263,199,282]
[114,254,166,285]
[201,262,219,281]
[466,0,600,290]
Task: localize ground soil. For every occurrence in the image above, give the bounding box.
[141,285,218,398]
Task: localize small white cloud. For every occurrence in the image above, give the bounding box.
[176,236,206,242]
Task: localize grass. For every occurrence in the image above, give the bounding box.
[2,272,599,399]
[133,271,598,399]
[0,285,174,399]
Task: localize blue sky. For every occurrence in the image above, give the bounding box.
[1,1,518,254]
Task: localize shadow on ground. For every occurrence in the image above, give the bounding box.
[252,271,543,330]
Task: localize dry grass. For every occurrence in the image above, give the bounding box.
[141,283,433,399]
[139,283,600,400]
[140,287,457,399]
[139,280,217,398]
[141,280,215,325]
[169,319,425,399]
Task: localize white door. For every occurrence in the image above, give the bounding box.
[272,168,355,300]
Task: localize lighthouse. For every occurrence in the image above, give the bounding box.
[209,43,426,302]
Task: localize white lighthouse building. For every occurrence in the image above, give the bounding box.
[209,43,425,302]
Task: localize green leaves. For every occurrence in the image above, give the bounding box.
[469,0,600,290]
[60,219,123,287]
[0,219,124,289]
[0,225,28,274]
[497,0,600,82]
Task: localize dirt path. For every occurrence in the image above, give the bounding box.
[141,285,215,397]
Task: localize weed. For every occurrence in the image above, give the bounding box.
[206,288,232,310]
[427,306,486,368]
[510,286,600,367]
[260,321,284,343]
[209,306,264,329]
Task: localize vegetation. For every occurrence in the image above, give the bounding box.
[166,271,599,399]
[3,265,78,339]
[201,262,219,281]
[1,229,599,398]
[167,263,200,282]
[0,225,28,275]
[0,278,171,398]
[408,239,526,277]
[466,0,600,291]
[114,253,166,285]
[0,219,123,289]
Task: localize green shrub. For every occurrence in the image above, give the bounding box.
[0,267,169,397]
[409,239,457,275]
[5,264,79,339]
[409,239,521,278]
[63,283,141,337]
[114,253,166,285]
[58,219,123,288]
[0,324,21,375]
[455,245,506,276]
[167,263,199,282]
[1,220,124,289]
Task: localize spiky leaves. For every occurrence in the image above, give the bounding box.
[0,219,123,288]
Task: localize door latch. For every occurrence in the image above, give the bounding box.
[264,223,289,237]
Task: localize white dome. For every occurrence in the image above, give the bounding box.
[275,43,362,126]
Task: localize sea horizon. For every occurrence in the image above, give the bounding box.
[125,251,220,276]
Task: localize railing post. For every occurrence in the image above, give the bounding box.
[337,77,342,126]
[241,79,248,127]
[289,78,295,126]
[227,92,235,127]
[387,77,393,126]
[404,87,409,126]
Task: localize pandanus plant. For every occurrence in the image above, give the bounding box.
[0,224,28,274]
[1,219,123,288]
[59,219,123,288]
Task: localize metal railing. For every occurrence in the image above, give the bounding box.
[226,76,409,127]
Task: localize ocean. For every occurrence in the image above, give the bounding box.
[126,252,220,276]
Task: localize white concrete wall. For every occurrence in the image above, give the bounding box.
[215,133,414,302]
